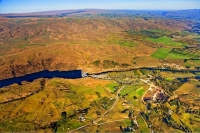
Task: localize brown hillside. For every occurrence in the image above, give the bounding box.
[0,17,190,79]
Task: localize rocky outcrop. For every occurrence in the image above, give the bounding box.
[0,58,53,80]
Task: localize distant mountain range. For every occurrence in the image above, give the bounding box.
[0,9,199,20]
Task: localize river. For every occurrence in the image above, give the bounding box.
[0,70,82,88]
[0,67,199,88]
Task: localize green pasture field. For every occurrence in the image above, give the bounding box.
[121,86,145,99]
[147,36,187,47]
[57,119,84,132]
[151,48,172,59]
[137,116,149,132]
[106,82,119,92]
[167,50,199,59]
[152,48,199,59]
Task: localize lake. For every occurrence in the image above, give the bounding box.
[0,70,83,88]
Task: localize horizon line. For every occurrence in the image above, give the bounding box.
[0,8,199,14]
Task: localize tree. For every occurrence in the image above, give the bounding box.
[61,112,67,119]
[133,96,137,99]
[119,125,124,132]
[147,102,151,110]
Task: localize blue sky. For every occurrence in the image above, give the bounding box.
[0,0,200,13]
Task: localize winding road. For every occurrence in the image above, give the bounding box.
[69,85,126,133]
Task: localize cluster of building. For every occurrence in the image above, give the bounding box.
[143,87,167,103]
